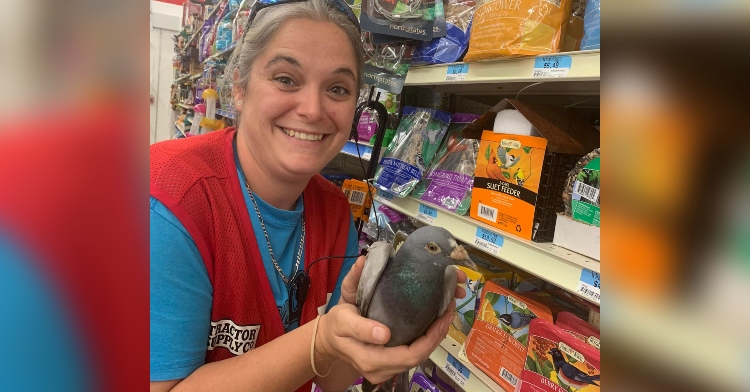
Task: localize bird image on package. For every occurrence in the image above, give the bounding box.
[463,281,553,392]
[519,318,600,392]
[357,226,477,391]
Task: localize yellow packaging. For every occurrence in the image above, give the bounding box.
[465,0,573,61]
[466,247,513,288]
[341,179,375,222]
[448,266,485,344]
[561,0,586,52]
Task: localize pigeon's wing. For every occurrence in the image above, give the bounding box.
[357,241,394,316]
[497,146,508,165]
[439,266,458,316]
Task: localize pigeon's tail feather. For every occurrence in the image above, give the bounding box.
[394,371,410,392]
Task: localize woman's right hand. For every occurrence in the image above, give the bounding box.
[314,302,455,384]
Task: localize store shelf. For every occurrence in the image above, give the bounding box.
[405,50,600,95]
[340,140,373,160]
[178,2,224,55]
[177,103,193,110]
[216,108,236,119]
[429,335,504,392]
[373,194,600,304]
[174,73,202,85]
[204,42,237,63]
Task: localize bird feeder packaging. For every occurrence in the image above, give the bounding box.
[448,265,485,345]
[555,311,600,350]
[520,318,600,392]
[467,99,599,242]
[464,281,553,392]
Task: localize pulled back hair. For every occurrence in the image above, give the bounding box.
[221,0,364,109]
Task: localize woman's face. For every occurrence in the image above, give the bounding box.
[237,18,359,181]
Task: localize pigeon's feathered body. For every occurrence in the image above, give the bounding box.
[549,348,600,389]
[357,226,476,390]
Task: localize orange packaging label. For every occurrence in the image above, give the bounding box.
[464,281,553,391]
[471,131,547,240]
[465,0,574,61]
[342,179,375,221]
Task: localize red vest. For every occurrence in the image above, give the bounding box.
[150,128,350,390]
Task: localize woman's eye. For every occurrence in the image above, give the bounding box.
[275,76,295,86]
[330,86,350,96]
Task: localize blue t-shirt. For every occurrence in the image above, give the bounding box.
[150,168,359,381]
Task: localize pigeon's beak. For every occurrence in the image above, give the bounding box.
[449,245,477,270]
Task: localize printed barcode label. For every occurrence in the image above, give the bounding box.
[443,354,470,387]
[574,181,600,204]
[500,367,518,386]
[477,203,498,222]
[577,268,601,304]
[445,64,469,81]
[347,190,366,205]
[532,55,572,78]
[417,204,438,224]
[473,227,504,257]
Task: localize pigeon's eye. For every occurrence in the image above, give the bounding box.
[426,243,441,254]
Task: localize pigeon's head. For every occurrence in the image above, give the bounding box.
[498,314,512,326]
[402,226,477,270]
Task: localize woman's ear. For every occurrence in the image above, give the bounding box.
[232,68,245,112]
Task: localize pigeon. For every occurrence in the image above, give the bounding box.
[357,226,477,392]
[498,311,536,330]
[548,348,600,389]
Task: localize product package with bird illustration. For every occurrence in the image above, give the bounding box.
[519,318,600,392]
[448,265,485,345]
[464,281,553,392]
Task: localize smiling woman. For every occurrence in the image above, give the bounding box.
[149,0,459,392]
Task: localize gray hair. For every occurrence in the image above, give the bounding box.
[222,0,364,109]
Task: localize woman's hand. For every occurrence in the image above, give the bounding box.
[320,255,467,383]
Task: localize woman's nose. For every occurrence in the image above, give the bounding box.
[294,87,325,123]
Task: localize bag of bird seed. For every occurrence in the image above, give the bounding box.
[520,318,600,392]
[412,113,480,214]
[362,201,418,244]
[464,281,553,392]
[374,107,452,197]
[555,311,600,350]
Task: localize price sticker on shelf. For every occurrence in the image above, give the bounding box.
[576,268,600,304]
[532,55,572,78]
[445,64,469,81]
[472,227,504,256]
[444,353,470,387]
[417,204,438,224]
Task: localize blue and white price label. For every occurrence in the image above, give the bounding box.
[444,353,470,387]
[417,204,438,224]
[377,190,394,201]
[472,227,504,257]
[576,268,600,304]
[532,55,572,78]
[445,64,469,81]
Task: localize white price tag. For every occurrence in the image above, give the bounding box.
[417,204,438,225]
[472,227,504,257]
[445,64,469,81]
[377,190,394,201]
[443,354,470,387]
[532,55,572,78]
[576,268,600,304]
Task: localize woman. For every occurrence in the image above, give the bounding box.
[150,0,463,391]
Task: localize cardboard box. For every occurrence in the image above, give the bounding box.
[464,99,599,242]
[553,213,601,260]
[448,266,485,345]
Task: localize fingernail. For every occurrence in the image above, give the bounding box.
[372,326,386,343]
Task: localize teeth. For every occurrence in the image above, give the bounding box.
[282,127,323,141]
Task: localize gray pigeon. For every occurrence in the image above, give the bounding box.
[357,226,477,392]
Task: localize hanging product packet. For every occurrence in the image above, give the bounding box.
[412,113,481,214]
[555,311,600,350]
[374,107,452,197]
[520,318,601,392]
[432,0,447,38]
[580,0,599,50]
[362,201,418,243]
[464,0,573,61]
[413,0,477,64]
[561,0,586,52]
[464,281,553,392]
[362,32,415,94]
[360,0,434,41]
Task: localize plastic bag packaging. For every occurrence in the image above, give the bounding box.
[464,0,573,61]
[432,0,447,38]
[412,113,480,214]
[359,0,434,41]
[413,0,476,64]
[362,201,419,243]
[580,0,599,50]
[374,107,452,196]
[214,11,234,52]
[561,0,586,52]
[198,16,217,62]
[362,32,415,93]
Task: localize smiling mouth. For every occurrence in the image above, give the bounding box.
[280,126,325,141]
